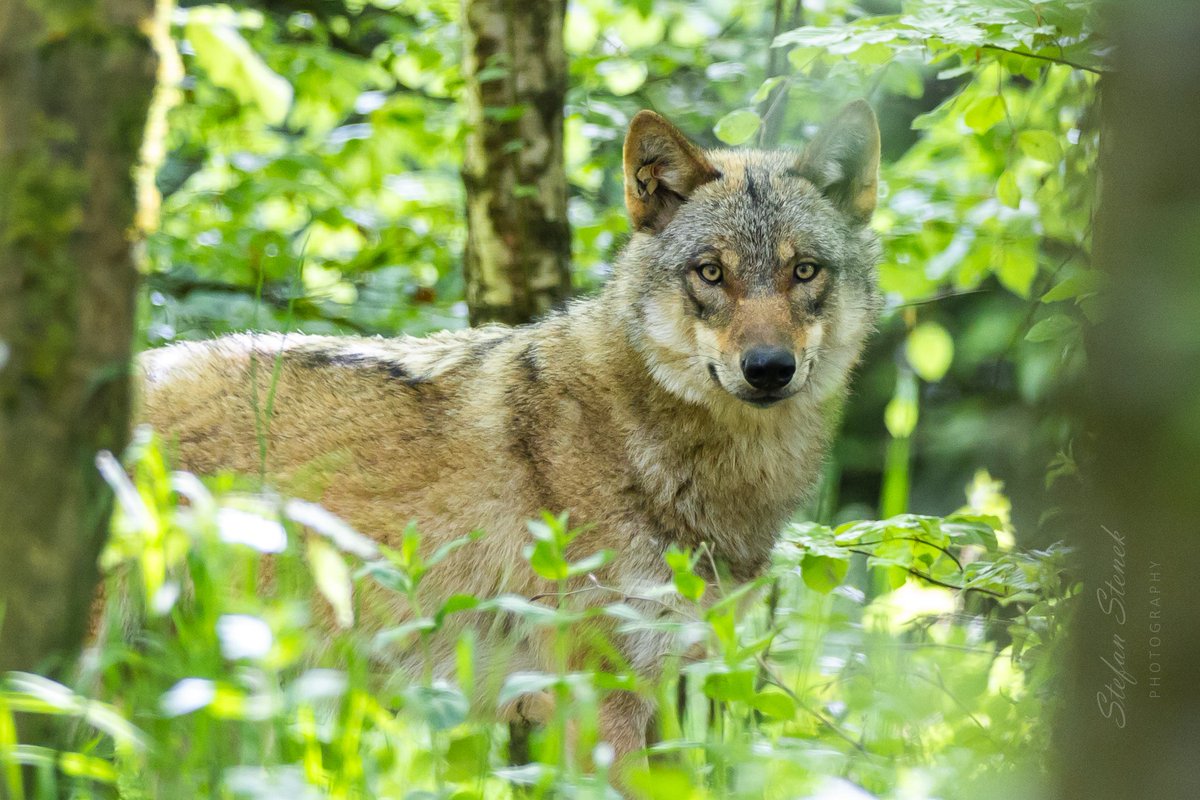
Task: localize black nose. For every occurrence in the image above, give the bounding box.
[740,347,796,391]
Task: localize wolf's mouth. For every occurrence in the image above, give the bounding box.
[745,394,787,408]
[708,363,793,408]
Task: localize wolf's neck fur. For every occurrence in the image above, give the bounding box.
[545,279,840,581]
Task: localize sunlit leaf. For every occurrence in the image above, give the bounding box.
[598,59,648,96]
[905,322,955,382]
[307,538,354,628]
[703,669,755,703]
[497,672,557,707]
[160,678,215,718]
[963,95,1005,133]
[995,240,1038,298]
[285,499,377,558]
[751,689,797,720]
[997,170,1021,209]
[185,19,293,125]
[714,109,762,145]
[801,553,850,594]
[751,76,785,103]
[1017,130,1061,163]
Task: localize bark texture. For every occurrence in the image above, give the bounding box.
[1053,2,1200,797]
[461,0,571,326]
[0,0,156,677]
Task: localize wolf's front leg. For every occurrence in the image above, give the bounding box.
[599,689,655,797]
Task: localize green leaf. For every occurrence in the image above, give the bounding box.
[751,76,784,103]
[786,45,825,71]
[703,670,755,703]
[674,570,706,602]
[1025,314,1080,343]
[373,617,436,648]
[527,539,567,581]
[485,595,561,624]
[884,388,918,439]
[995,241,1038,298]
[435,594,480,624]
[2,674,145,749]
[801,553,849,594]
[1041,272,1103,303]
[877,564,910,592]
[185,20,293,125]
[714,109,762,145]
[567,549,613,577]
[905,322,955,382]
[664,545,691,572]
[1017,130,1061,164]
[497,672,558,707]
[403,684,468,731]
[997,170,1021,209]
[285,499,378,558]
[751,690,797,720]
[626,766,698,800]
[445,732,490,782]
[599,59,647,96]
[963,95,1005,133]
[307,538,354,628]
[6,746,117,784]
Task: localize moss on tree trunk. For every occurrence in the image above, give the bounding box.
[461,0,571,327]
[0,0,156,683]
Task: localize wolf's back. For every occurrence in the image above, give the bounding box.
[138,328,538,548]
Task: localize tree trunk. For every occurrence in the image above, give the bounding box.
[1053,2,1200,797]
[760,0,802,146]
[461,0,571,327]
[0,0,156,683]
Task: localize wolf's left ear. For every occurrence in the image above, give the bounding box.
[624,110,721,232]
[794,100,881,223]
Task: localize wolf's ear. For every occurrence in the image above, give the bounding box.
[624,111,721,232]
[794,100,881,223]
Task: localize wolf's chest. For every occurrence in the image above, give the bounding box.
[629,417,824,579]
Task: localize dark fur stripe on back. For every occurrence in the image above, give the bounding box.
[293,349,428,389]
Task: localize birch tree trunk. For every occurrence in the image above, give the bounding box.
[1053,2,1200,797]
[0,0,156,681]
[461,0,571,327]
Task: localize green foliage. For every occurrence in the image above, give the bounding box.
[2,435,1074,798]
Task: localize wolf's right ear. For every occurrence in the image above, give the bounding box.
[624,111,721,233]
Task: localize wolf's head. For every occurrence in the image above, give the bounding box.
[614,102,883,411]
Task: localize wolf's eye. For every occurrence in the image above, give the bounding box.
[794,261,821,282]
[696,263,724,285]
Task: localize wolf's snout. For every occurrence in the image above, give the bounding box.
[740,347,796,391]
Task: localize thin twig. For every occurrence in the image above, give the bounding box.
[845,548,1008,599]
[893,288,992,308]
[845,537,964,571]
[980,44,1104,76]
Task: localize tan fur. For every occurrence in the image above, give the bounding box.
[139,103,882,793]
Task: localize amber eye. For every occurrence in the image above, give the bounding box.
[794,261,821,282]
[696,262,724,285]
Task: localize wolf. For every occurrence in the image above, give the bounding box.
[140,100,882,789]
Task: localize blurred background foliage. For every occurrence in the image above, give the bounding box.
[6,0,1103,797]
